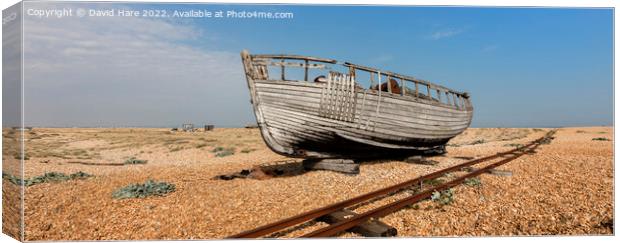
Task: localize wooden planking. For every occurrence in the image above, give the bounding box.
[255,87,473,120]
[258,95,472,132]
[268,61,326,69]
[262,109,452,143]
[319,72,357,122]
[243,51,473,157]
[257,79,473,112]
[262,101,471,134]
[251,54,337,64]
[255,81,472,113]
[241,50,296,156]
[265,106,460,150]
[257,82,472,118]
[256,91,472,125]
[262,117,334,142]
[261,106,465,140]
[257,94,472,130]
[303,160,360,174]
[262,106,467,140]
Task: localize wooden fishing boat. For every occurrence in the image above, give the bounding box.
[241,50,473,159]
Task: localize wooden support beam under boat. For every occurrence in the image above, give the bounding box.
[302,159,360,174]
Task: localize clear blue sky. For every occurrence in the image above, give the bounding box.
[19,3,613,128]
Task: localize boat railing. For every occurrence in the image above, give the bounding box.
[249,53,471,110]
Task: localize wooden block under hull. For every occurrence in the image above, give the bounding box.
[302,159,360,174]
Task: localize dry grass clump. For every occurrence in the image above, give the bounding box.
[212,147,235,157]
[463,177,482,187]
[240,148,257,153]
[431,189,455,205]
[112,180,176,199]
[2,171,92,186]
[423,177,445,186]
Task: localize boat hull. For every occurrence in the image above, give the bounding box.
[241,51,473,158]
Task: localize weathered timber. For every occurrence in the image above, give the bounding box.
[460,167,513,176]
[487,169,513,177]
[302,159,359,174]
[403,155,438,165]
[317,209,397,237]
[268,61,326,69]
[342,62,466,97]
[241,50,473,159]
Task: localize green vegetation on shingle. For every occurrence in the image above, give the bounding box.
[112,180,175,199]
[463,177,482,187]
[431,189,455,205]
[2,171,93,186]
[212,147,235,157]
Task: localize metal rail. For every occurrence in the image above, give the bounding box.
[227,131,555,238]
[303,137,549,237]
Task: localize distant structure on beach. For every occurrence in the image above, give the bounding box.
[182,123,195,132]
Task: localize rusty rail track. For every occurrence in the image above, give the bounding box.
[228,131,555,238]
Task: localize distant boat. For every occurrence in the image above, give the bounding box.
[241,50,473,158]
